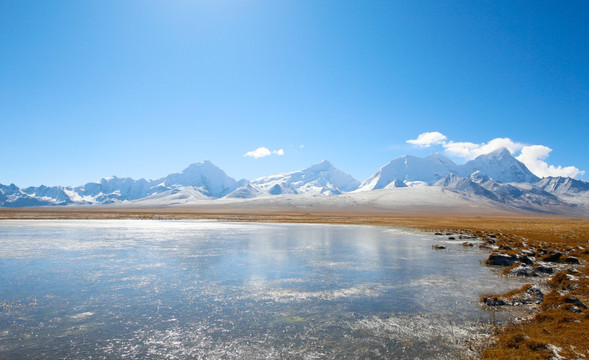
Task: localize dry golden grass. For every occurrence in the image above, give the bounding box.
[1,207,588,359]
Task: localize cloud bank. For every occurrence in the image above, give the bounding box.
[406,132,584,178]
[244,147,285,159]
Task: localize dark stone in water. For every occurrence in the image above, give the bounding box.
[486,253,518,266]
[462,242,474,247]
[482,297,508,306]
[448,236,456,240]
[434,232,443,235]
[433,245,446,250]
[564,256,580,265]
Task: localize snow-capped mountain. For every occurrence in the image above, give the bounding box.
[0,161,240,206]
[434,173,562,210]
[69,177,152,204]
[227,160,360,198]
[358,147,540,191]
[434,173,497,200]
[536,176,589,195]
[458,148,540,183]
[0,183,53,207]
[22,185,73,205]
[1,152,588,216]
[156,161,239,198]
[357,153,458,191]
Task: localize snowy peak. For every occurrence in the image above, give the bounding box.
[2,155,588,216]
[240,160,360,196]
[469,171,490,184]
[0,183,52,207]
[306,160,334,172]
[22,185,72,204]
[460,147,539,183]
[537,176,589,195]
[161,161,238,197]
[434,173,497,199]
[358,153,458,191]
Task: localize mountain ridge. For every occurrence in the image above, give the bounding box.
[2,149,588,216]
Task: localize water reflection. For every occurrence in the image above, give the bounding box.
[0,220,524,359]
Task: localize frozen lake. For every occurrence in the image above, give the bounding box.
[0,220,524,359]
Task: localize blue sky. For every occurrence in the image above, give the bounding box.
[1,1,588,187]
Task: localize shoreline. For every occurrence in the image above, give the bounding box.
[1,207,587,358]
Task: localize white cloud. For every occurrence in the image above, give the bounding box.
[244,147,285,159]
[406,131,584,178]
[516,145,585,178]
[443,138,523,160]
[244,147,271,159]
[406,131,447,147]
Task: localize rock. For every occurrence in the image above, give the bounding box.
[482,285,544,306]
[524,285,544,304]
[507,264,538,277]
[564,256,580,265]
[521,249,536,257]
[479,244,498,250]
[487,253,518,266]
[482,297,508,306]
[445,232,452,236]
[488,234,497,238]
[534,265,554,274]
[462,242,474,247]
[519,255,534,265]
[433,245,446,250]
[565,274,579,281]
[543,252,564,263]
[448,236,456,240]
[434,232,443,236]
[567,305,583,313]
[564,296,587,309]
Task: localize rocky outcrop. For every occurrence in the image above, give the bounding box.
[482,285,544,307]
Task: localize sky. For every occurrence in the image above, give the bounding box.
[1,1,588,187]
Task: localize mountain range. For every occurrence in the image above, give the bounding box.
[1,148,588,216]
